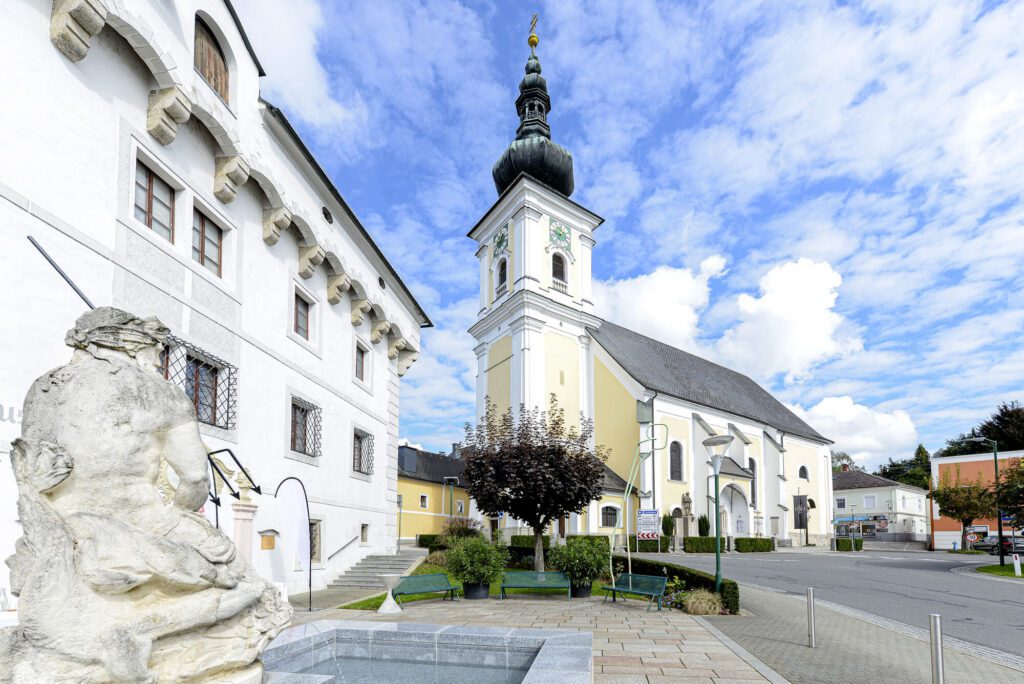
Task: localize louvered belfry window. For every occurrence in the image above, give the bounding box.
[195,18,229,102]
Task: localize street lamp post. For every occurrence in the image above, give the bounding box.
[964,437,1004,566]
[704,435,734,593]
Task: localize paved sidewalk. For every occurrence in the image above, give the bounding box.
[288,585,380,612]
[297,596,778,682]
[705,585,1024,683]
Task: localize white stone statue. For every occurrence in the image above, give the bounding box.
[0,308,291,683]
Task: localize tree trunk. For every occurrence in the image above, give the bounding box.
[533,527,545,571]
[961,521,970,551]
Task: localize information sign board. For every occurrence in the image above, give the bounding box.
[637,509,660,540]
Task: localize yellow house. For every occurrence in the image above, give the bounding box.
[465,34,834,547]
[396,444,470,543]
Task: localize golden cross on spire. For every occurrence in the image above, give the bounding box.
[529,13,539,49]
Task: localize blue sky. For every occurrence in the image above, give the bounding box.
[237,0,1024,469]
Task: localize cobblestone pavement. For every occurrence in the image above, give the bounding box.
[705,584,1024,684]
[300,596,776,683]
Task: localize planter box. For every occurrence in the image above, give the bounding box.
[462,582,489,600]
[570,584,592,599]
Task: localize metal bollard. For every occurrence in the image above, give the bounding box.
[806,588,816,648]
[930,614,944,684]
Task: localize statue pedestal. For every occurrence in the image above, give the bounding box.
[232,501,259,564]
[377,574,403,614]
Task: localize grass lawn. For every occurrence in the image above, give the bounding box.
[977,563,1024,579]
[339,564,606,610]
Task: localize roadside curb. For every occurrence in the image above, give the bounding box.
[736,580,1024,674]
[693,615,790,684]
[951,564,1024,585]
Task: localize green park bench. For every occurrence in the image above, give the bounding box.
[602,573,668,611]
[500,571,571,600]
[392,573,460,605]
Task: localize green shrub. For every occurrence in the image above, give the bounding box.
[427,544,448,555]
[835,538,864,551]
[510,554,536,570]
[446,537,509,585]
[507,546,548,565]
[683,588,724,615]
[549,539,608,586]
[439,516,484,546]
[510,535,550,548]
[698,514,710,537]
[424,550,447,567]
[614,554,739,614]
[662,514,676,537]
[565,535,611,550]
[417,534,441,548]
[735,538,774,553]
[683,536,724,553]
[627,536,671,552]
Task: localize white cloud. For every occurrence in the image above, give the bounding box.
[717,259,861,383]
[234,0,369,154]
[792,396,917,468]
[593,256,726,351]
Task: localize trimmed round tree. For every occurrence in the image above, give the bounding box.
[461,395,607,571]
[930,465,996,550]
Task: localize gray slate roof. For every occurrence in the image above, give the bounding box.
[833,470,926,492]
[589,321,828,444]
[397,446,465,485]
[601,464,629,492]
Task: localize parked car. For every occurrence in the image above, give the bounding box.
[971,536,1024,555]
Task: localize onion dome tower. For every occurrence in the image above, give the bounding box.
[492,29,574,197]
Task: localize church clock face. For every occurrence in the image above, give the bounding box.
[493,224,509,254]
[549,219,571,252]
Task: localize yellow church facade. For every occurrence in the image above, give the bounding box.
[467,36,834,547]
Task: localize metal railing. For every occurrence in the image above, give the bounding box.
[328,534,360,561]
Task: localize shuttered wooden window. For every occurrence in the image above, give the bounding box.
[134,161,174,242]
[195,18,229,103]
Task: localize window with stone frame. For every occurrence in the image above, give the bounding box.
[134,161,174,242]
[354,342,367,382]
[194,17,229,102]
[420,494,428,509]
[308,519,322,564]
[601,505,619,528]
[352,428,374,475]
[552,253,567,282]
[496,257,508,296]
[191,208,223,276]
[669,441,683,481]
[290,397,321,457]
[159,335,236,429]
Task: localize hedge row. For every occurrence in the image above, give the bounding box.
[683,536,724,553]
[836,538,863,551]
[510,535,551,548]
[735,538,774,553]
[613,554,739,614]
[627,536,671,552]
[417,534,441,548]
[566,534,611,549]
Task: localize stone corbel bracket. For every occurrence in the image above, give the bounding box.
[50,0,108,63]
[297,244,325,279]
[213,155,251,203]
[397,350,419,377]
[327,273,351,304]
[262,206,292,245]
[147,86,191,145]
[387,337,408,360]
[351,299,372,326]
[370,320,391,344]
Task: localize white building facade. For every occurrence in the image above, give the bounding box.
[832,469,929,541]
[0,0,429,602]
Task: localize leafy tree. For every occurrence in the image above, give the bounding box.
[698,514,710,537]
[929,466,997,549]
[875,444,930,489]
[831,450,863,473]
[996,457,1024,531]
[938,401,1024,457]
[460,395,607,571]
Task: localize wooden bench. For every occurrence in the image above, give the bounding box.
[602,573,668,611]
[391,573,460,605]
[500,571,571,600]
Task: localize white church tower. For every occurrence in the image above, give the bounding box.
[468,30,603,426]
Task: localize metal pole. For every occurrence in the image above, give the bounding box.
[806,588,816,648]
[929,614,944,684]
[993,442,1005,566]
[714,471,722,592]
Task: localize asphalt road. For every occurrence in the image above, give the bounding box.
[636,549,1024,658]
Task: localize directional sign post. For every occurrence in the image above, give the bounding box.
[637,509,660,552]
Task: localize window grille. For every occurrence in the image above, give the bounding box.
[160,334,236,429]
[601,506,618,527]
[669,441,683,481]
[353,429,374,475]
[290,397,321,457]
